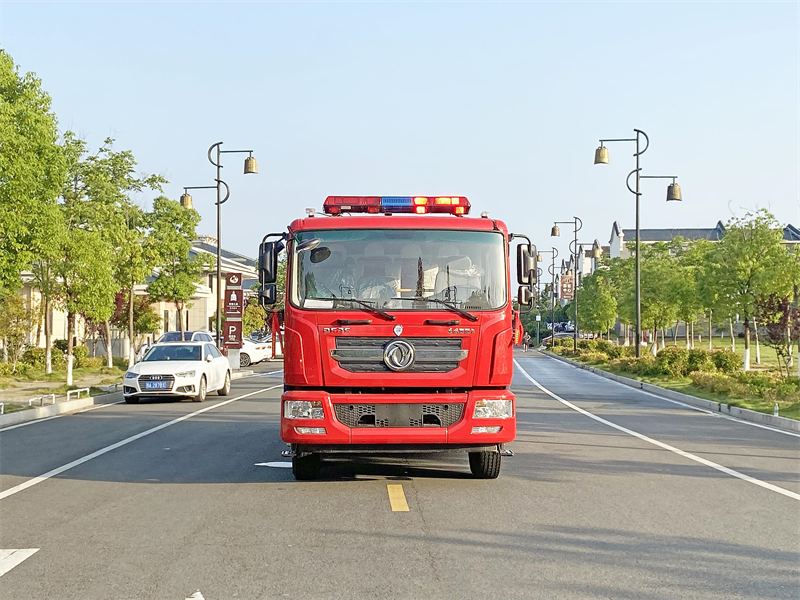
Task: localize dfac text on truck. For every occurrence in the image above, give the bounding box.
[258,196,536,480]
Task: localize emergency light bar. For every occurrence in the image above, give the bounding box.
[323,196,470,215]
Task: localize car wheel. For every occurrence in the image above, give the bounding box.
[193,376,207,402]
[240,353,251,367]
[217,371,231,396]
[124,396,139,404]
[292,454,321,481]
[468,451,502,479]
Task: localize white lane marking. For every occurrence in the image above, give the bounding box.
[514,359,800,502]
[74,400,125,414]
[185,591,205,600]
[0,548,39,577]
[255,462,292,468]
[260,369,284,378]
[0,385,282,502]
[539,353,800,438]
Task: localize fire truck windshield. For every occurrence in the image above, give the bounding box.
[291,229,506,311]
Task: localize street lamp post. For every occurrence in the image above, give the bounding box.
[537,247,558,347]
[594,130,681,357]
[551,217,582,352]
[181,142,258,348]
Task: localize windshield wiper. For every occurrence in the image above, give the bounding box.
[314,295,396,321]
[398,297,479,322]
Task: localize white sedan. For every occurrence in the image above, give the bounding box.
[123,342,231,404]
[240,338,271,367]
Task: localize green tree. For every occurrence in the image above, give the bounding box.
[110,293,161,355]
[706,210,800,370]
[639,243,682,354]
[0,288,31,366]
[147,197,206,338]
[0,51,65,293]
[242,298,268,336]
[575,272,617,338]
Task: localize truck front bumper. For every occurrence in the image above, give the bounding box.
[280,389,516,446]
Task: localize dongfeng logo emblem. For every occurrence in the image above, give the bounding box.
[393,324,403,336]
[384,340,415,372]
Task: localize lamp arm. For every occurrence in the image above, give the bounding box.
[634,129,649,156]
[208,142,223,168]
[626,168,641,196]
[216,179,230,205]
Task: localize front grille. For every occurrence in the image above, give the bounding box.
[138,374,175,390]
[331,337,467,373]
[334,403,464,428]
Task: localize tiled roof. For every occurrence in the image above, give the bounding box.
[193,241,257,268]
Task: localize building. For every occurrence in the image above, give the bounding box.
[15,236,257,358]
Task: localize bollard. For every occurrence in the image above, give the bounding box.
[1,403,4,415]
[774,402,779,416]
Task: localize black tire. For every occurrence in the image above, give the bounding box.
[193,376,207,402]
[292,454,321,481]
[124,396,139,404]
[217,371,231,396]
[240,353,251,367]
[469,451,502,479]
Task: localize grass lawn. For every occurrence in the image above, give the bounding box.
[568,356,800,421]
[704,336,782,372]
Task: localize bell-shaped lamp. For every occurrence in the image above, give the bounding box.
[594,145,609,165]
[244,155,258,175]
[536,253,543,262]
[180,192,193,210]
[666,182,682,202]
[592,247,602,259]
[551,225,560,237]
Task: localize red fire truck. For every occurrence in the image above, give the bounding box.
[258,196,536,480]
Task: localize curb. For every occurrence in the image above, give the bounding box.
[232,370,254,380]
[0,396,98,429]
[542,351,800,433]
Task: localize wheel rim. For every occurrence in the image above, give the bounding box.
[199,378,206,399]
[240,354,250,367]
[225,373,230,391]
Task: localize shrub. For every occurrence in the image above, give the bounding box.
[0,362,12,377]
[77,357,104,369]
[605,345,624,359]
[578,350,608,363]
[54,339,69,353]
[656,347,690,377]
[73,345,89,361]
[712,349,740,373]
[21,347,47,368]
[687,349,716,373]
[610,355,659,376]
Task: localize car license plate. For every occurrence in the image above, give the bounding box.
[145,381,168,390]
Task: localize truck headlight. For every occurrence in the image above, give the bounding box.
[124,371,138,379]
[473,399,513,419]
[284,400,324,419]
[175,371,196,378]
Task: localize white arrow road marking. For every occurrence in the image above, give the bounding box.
[255,462,292,468]
[0,385,282,502]
[185,591,205,600]
[514,359,800,502]
[0,549,39,577]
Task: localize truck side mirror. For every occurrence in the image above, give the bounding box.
[518,285,533,308]
[258,240,284,285]
[259,284,277,307]
[516,244,537,285]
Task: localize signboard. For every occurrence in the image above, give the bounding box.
[224,321,242,348]
[223,272,243,349]
[559,275,575,300]
[535,314,542,322]
[224,289,243,318]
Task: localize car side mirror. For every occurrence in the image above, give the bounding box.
[206,354,214,363]
[517,244,537,285]
[260,284,277,307]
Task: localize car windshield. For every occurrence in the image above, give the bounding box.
[291,229,506,311]
[158,332,195,342]
[144,344,202,362]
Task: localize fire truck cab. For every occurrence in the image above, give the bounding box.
[259,196,536,480]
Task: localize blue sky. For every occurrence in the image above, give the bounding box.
[2,1,798,260]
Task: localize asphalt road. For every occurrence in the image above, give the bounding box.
[0,353,798,600]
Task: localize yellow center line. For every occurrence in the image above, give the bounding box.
[387,484,410,511]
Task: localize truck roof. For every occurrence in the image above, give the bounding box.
[289,214,509,235]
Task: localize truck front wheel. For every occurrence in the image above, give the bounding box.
[469,451,502,479]
[292,454,321,481]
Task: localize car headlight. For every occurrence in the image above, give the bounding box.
[284,400,324,419]
[175,371,196,378]
[473,399,513,419]
[124,371,138,379]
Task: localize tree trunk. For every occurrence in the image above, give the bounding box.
[2,337,8,362]
[36,300,43,347]
[673,320,679,345]
[691,321,695,350]
[178,301,186,339]
[709,311,713,351]
[729,318,735,352]
[128,286,136,367]
[44,296,52,375]
[743,317,751,371]
[787,325,794,369]
[66,311,75,386]
[753,317,761,364]
[104,320,113,367]
[651,326,658,356]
